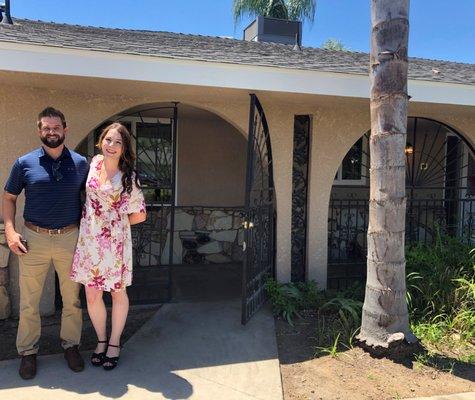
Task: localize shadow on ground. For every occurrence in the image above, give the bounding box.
[0,299,281,399]
[276,310,475,384]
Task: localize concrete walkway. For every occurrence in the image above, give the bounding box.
[0,300,283,399]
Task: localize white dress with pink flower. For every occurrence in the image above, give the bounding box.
[70,155,146,292]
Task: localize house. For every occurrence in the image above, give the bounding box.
[0,12,474,323]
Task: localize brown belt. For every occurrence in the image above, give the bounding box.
[25,221,78,235]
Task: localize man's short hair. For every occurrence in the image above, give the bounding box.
[37,107,67,129]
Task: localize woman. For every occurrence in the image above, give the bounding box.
[70,122,146,370]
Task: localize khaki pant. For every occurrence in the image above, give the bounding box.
[17,226,82,356]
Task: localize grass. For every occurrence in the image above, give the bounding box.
[314,332,341,358]
[413,351,457,373]
[406,234,475,361]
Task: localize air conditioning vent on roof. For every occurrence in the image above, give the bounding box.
[243,16,302,46]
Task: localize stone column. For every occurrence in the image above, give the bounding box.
[0,219,12,319]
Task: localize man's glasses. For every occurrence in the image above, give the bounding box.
[41,127,62,134]
[52,161,63,181]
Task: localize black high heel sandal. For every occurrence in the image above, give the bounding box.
[103,344,121,371]
[91,340,108,367]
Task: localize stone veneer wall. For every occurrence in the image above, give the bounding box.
[0,219,11,319]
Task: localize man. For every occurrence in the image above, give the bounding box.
[2,107,89,379]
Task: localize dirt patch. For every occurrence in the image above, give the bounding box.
[275,313,475,400]
[0,304,160,361]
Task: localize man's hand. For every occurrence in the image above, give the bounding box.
[6,230,27,255]
[2,191,26,255]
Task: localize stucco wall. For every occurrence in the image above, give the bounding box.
[177,116,246,206]
[306,99,475,287]
[0,73,294,315]
[76,110,247,207]
[0,72,473,316]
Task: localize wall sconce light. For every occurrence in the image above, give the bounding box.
[405,143,414,155]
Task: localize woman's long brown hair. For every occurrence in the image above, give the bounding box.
[96,122,140,195]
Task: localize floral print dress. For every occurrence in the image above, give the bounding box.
[70,155,146,292]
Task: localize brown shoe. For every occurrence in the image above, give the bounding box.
[19,354,37,380]
[64,345,84,372]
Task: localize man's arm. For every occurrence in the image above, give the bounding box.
[2,191,26,255]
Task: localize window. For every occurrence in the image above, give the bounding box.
[333,136,367,185]
[135,121,174,205]
[78,116,176,205]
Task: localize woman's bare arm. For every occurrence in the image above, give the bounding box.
[128,212,146,225]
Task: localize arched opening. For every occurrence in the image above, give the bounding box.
[75,102,249,304]
[327,117,475,289]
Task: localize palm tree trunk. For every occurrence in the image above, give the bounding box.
[358,0,416,349]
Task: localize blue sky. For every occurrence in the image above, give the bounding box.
[10,0,475,63]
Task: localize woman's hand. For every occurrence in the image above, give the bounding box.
[128,212,146,225]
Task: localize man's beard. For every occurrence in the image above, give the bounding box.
[41,134,65,149]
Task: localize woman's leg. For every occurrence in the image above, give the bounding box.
[85,286,107,355]
[106,289,129,360]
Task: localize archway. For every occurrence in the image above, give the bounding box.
[75,102,249,304]
[327,117,475,289]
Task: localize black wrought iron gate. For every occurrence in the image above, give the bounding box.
[328,117,475,288]
[241,94,276,325]
[124,105,177,304]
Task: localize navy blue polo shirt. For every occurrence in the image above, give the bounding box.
[4,147,89,229]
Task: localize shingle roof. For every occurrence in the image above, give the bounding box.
[1,19,474,85]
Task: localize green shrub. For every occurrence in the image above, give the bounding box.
[265,278,362,350]
[264,279,326,324]
[315,296,363,352]
[267,234,474,361]
[406,233,475,353]
[406,233,472,319]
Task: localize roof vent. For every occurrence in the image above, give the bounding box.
[0,0,13,25]
[243,16,302,46]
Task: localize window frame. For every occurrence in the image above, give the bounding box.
[89,116,177,206]
[333,135,368,186]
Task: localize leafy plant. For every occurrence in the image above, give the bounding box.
[315,332,341,358]
[264,279,302,324]
[265,279,325,324]
[406,232,472,319]
[406,233,475,358]
[320,297,362,323]
[295,280,326,309]
[267,234,475,364]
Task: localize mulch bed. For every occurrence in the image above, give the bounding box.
[275,311,475,400]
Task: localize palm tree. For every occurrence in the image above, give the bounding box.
[233,0,316,23]
[357,0,417,350]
